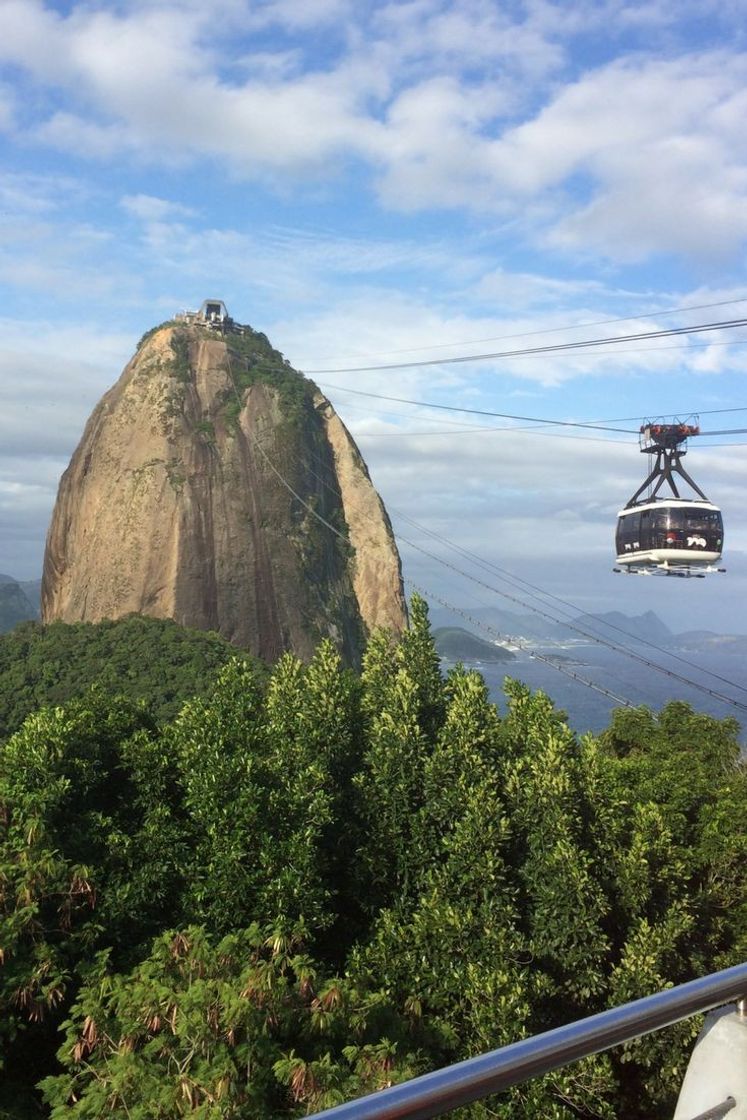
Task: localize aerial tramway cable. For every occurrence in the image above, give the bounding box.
[390,506,747,701]
[223,365,642,709]
[406,584,635,708]
[251,429,639,710]
[319,390,638,432]
[318,384,747,440]
[302,294,747,362]
[263,425,747,717]
[277,420,747,712]
[396,533,747,715]
[305,316,747,374]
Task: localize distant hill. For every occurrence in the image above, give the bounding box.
[572,609,674,645]
[434,626,515,663]
[428,605,743,648]
[0,615,263,740]
[674,632,747,654]
[0,579,37,634]
[18,578,41,614]
[429,605,560,641]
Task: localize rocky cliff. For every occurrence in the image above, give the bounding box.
[42,319,407,664]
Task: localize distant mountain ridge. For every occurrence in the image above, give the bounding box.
[0,576,38,634]
[573,609,674,644]
[428,605,739,649]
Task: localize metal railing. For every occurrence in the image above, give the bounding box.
[308,962,747,1120]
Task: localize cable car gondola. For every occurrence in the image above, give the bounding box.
[614,421,725,577]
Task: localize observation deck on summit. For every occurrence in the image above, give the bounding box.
[200,299,229,324]
[176,299,246,334]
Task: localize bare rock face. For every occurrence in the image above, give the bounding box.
[42,321,407,664]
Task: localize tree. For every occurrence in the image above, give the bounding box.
[171,652,353,939]
[41,925,423,1119]
[0,689,186,1107]
[355,665,431,912]
[501,683,611,1007]
[2,607,746,1119]
[0,616,260,742]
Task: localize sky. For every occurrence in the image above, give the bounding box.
[2,0,747,642]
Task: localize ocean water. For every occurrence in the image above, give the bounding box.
[459,643,747,743]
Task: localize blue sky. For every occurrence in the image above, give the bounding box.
[2,0,747,640]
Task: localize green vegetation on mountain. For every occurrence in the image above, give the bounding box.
[433,625,515,662]
[136,319,178,351]
[166,319,313,427]
[0,597,744,1119]
[218,326,314,434]
[169,327,192,381]
[0,616,261,741]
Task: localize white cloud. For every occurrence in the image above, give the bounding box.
[244,0,353,31]
[488,52,747,257]
[0,0,384,175]
[0,319,135,576]
[34,112,128,159]
[0,171,85,214]
[474,267,613,308]
[373,76,509,210]
[371,0,567,83]
[121,194,196,222]
[500,53,737,192]
[0,211,137,304]
[4,2,747,265]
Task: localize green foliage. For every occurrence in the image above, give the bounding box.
[0,689,190,1115]
[169,329,192,382]
[41,924,423,1119]
[135,320,178,351]
[0,605,744,1118]
[0,616,261,741]
[355,598,445,909]
[224,330,313,427]
[600,700,747,973]
[169,655,341,935]
[502,686,611,1004]
[195,418,216,444]
[167,646,363,945]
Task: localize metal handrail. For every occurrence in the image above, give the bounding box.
[308,962,747,1120]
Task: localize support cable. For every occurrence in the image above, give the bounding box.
[319,390,638,432]
[397,534,747,715]
[223,365,747,715]
[408,583,635,708]
[301,294,747,362]
[320,383,747,439]
[224,373,639,708]
[306,316,747,374]
[391,507,747,700]
[279,435,747,715]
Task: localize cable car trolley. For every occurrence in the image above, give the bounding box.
[614,420,725,577]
